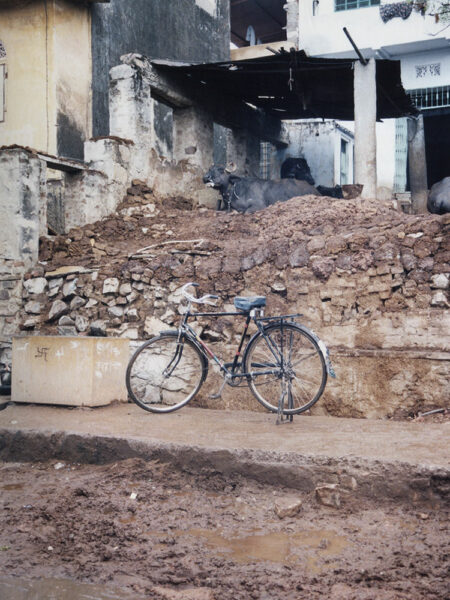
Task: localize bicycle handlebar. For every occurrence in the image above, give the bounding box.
[181,282,219,306]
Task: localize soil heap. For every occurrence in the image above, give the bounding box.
[19,182,450,417]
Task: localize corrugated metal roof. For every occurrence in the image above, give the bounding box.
[153,50,417,121]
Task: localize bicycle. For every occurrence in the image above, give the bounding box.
[126,282,335,423]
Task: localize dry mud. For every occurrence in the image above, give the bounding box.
[0,457,448,599]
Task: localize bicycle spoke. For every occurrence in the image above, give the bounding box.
[126,334,206,413]
[244,324,327,415]
[289,351,320,368]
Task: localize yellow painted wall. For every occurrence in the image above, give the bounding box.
[53,0,92,157]
[0,0,91,155]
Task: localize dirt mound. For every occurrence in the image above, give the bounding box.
[19,183,449,418]
[39,183,448,289]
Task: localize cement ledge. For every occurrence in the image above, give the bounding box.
[0,428,448,507]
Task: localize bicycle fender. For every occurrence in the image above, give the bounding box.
[298,325,336,379]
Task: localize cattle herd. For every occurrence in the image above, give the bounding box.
[203,160,450,215]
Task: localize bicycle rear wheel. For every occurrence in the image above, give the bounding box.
[126,333,207,413]
[243,323,327,415]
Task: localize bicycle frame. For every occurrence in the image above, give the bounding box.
[172,305,304,382]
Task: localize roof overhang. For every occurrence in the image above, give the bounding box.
[153,50,418,121]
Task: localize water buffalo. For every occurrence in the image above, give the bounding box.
[428,177,450,214]
[281,158,345,198]
[203,165,318,213]
[281,158,315,186]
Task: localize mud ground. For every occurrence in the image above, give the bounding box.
[0,457,448,599]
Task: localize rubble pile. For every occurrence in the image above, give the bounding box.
[17,181,450,417]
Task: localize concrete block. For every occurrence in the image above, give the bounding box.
[12,336,129,407]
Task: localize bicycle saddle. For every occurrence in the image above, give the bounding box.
[234,296,266,312]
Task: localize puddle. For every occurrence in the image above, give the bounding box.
[2,483,25,491]
[0,576,138,600]
[146,527,349,569]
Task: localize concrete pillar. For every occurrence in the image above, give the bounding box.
[407,115,428,214]
[284,0,300,48]
[109,64,154,148]
[172,106,214,169]
[354,59,377,199]
[0,148,46,269]
[226,128,248,173]
[0,148,46,366]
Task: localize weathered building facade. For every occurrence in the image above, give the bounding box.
[90,0,230,140]
[0,0,230,159]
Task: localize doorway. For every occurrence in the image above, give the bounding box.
[423,109,450,187]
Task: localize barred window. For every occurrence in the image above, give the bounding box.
[408,86,450,110]
[335,0,380,11]
[260,142,271,179]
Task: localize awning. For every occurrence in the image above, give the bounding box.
[153,50,417,121]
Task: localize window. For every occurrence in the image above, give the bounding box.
[335,0,380,11]
[340,138,349,185]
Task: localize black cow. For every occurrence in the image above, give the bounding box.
[317,185,344,199]
[281,158,345,198]
[203,165,318,213]
[281,158,315,185]
[428,177,450,215]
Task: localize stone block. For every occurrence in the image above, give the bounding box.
[12,336,129,406]
[431,291,449,307]
[48,300,69,321]
[431,274,449,289]
[24,278,47,295]
[144,316,166,337]
[103,278,120,294]
[62,280,77,299]
[24,301,43,315]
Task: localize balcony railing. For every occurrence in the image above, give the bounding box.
[408,86,450,110]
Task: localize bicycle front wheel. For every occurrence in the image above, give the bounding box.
[126,333,207,413]
[243,323,327,415]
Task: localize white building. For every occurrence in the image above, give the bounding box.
[297,0,450,195]
[285,120,354,188]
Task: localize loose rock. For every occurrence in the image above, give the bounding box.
[315,484,341,508]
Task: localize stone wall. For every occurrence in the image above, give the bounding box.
[14,185,450,418]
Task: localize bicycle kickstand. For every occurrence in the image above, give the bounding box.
[209,375,228,400]
[276,380,294,425]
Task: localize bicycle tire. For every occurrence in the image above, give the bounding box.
[126,333,207,413]
[243,323,327,415]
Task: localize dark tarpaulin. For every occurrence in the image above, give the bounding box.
[153,50,417,121]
